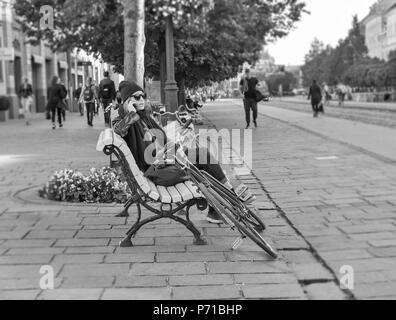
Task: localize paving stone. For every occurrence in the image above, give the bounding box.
[369,239,396,247]
[61,276,114,288]
[65,246,115,254]
[169,274,234,286]
[0,229,29,240]
[242,283,306,299]
[114,245,186,254]
[130,262,206,276]
[155,236,199,246]
[82,217,127,226]
[339,224,396,234]
[52,254,105,264]
[25,230,77,239]
[305,282,348,300]
[75,229,127,238]
[102,288,171,300]
[0,290,40,300]
[0,278,62,290]
[60,263,130,277]
[225,251,276,262]
[157,252,226,263]
[2,239,56,248]
[104,253,155,263]
[353,282,396,299]
[54,238,109,247]
[38,289,103,300]
[368,247,396,258]
[319,250,373,261]
[172,285,241,300]
[0,265,61,279]
[0,254,53,265]
[234,272,299,285]
[115,275,167,288]
[279,250,319,264]
[207,261,290,274]
[291,263,334,281]
[109,237,155,246]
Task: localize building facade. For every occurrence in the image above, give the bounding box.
[362,0,396,61]
[0,0,119,121]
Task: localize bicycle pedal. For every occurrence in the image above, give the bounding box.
[235,184,248,197]
[239,190,254,202]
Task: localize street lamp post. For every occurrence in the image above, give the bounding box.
[164,15,179,112]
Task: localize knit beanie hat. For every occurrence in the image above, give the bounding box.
[119,81,145,103]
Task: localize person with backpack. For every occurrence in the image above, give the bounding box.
[79,77,98,127]
[99,71,116,126]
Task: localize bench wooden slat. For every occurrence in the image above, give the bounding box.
[147,179,160,201]
[184,181,203,198]
[157,186,172,204]
[175,183,194,201]
[167,186,183,203]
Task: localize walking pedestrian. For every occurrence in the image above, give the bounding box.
[336,84,346,107]
[91,80,100,116]
[18,77,33,126]
[80,77,98,127]
[59,81,68,122]
[74,83,84,116]
[239,69,259,129]
[308,80,322,118]
[47,76,64,129]
[99,71,116,127]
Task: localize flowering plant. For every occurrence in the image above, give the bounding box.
[39,167,131,204]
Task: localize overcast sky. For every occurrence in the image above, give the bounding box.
[266,0,378,66]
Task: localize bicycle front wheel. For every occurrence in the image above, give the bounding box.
[200,183,277,258]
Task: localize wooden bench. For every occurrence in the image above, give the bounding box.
[96,128,208,247]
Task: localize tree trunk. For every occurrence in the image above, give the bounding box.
[66,49,73,111]
[123,0,145,87]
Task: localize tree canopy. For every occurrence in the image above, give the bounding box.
[301,15,369,87]
[14,0,306,89]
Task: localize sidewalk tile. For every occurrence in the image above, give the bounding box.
[172,285,241,300]
[38,289,102,300]
[114,275,167,288]
[242,283,306,299]
[130,262,206,276]
[102,288,171,300]
[169,275,234,286]
[0,290,40,300]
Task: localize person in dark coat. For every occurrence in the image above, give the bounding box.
[308,80,322,118]
[47,76,64,129]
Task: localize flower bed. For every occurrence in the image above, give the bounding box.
[39,167,131,204]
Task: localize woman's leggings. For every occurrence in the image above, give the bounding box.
[51,106,62,124]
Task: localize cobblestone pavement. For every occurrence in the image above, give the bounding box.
[1,101,392,300]
[267,97,396,129]
[205,100,396,300]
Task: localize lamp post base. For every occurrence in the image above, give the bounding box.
[165,80,179,112]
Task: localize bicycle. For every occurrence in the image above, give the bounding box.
[153,111,278,258]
